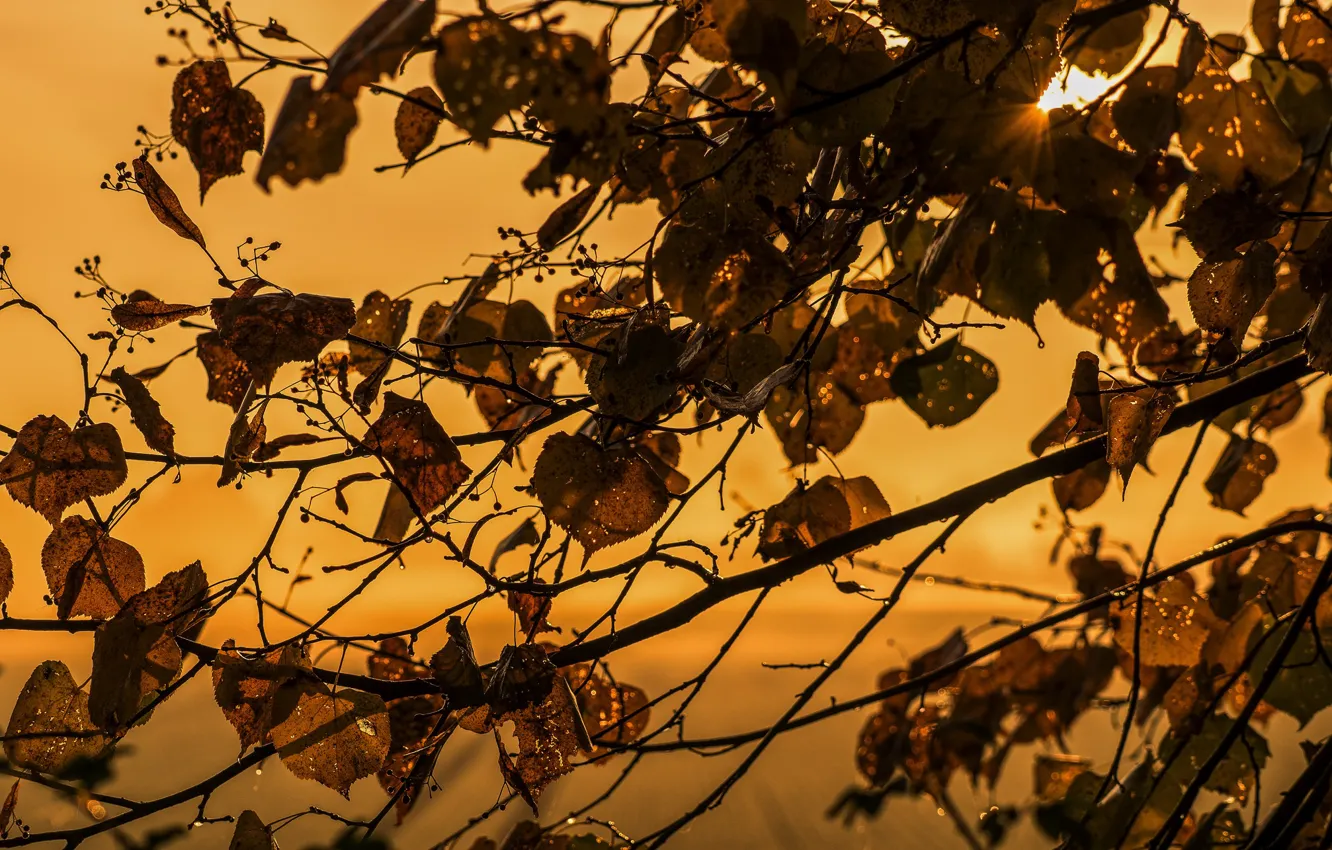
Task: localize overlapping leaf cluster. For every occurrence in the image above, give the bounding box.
[4,0,1332,847]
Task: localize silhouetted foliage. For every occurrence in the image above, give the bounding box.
[4,0,1332,848]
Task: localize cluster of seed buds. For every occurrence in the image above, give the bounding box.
[238,235,282,269]
[99,162,136,192]
[570,242,603,279]
[132,125,178,162]
[72,255,107,288]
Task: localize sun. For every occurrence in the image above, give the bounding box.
[1037,66,1117,110]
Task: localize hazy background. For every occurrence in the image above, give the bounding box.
[0,1,1328,847]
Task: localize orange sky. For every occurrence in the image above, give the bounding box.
[0,1,1327,847]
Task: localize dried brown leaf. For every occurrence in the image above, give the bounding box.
[3,661,109,774]
[108,367,175,456]
[131,156,206,248]
[532,433,670,555]
[0,416,128,524]
[41,516,146,620]
[363,393,472,515]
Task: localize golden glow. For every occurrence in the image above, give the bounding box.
[1037,66,1117,111]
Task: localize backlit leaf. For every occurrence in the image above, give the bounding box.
[889,336,998,428]
[170,60,265,200]
[394,86,444,163]
[363,392,472,516]
[3,661,109,774]
[108,367,176,456]
[532,433,669,554]
[348,291,411,377]
[1106,389,1174,490]
[270,681,390,797]
[1178,69,1301,190]
[1205,435,1277,515]
[110,293,208,332]
[131,156,206,248]
[210,292,356,386]
[1113,578,1218,668]
[1187,241,1278,342]
[0,416,128,524]
[41,516,146,620]
[256,76,359,190]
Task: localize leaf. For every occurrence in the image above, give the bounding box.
[0,781,17,841]
[716,0,806,105]
[0,415,128,524]
[228,810,278,850]
[537,184,601,250]
[1106,389,1174,490]
[1111,66,1179,154]
[764,373,865,464]
[1178,69,1301,190]
[108,367,175,456]
[1113,578,1218,668]
[489,516,540,573]
[430,617,486,706]
[499,668,584,811]
[41,516,146,620]
[1065,351,1106,436]
[420,298,552,380]
[373,483,415,542]
[758,477,850,561]
[349,291,411,377]
[256,76,359,191]
[587,324,684,422]
[270,681,390,797]
[3,661,109,774]
[792,31,898,145]
[889,336,998,428]
[394,86,444,163]
[323,0,435,97]
[110,293,209,332]
[1066,3,1150,76]
[131,156,206,248]
[433,18,610,143]
[363,393,472,515]
[212,640,308,750]
[1283,1,1332,69]
[563,663,649,753]
[89,561,208,730]
[210,292,356,386]
[197,330,253,410]
[532,433,669,555]
[655,222,794,331]
[1187,241,1278,342]
[1252,0,1282,55]
[219,396,268,488]
[170,60,265,200]
[1204,435,1277,515]
[1052,459,1111,512]
[1249,622,1332,727]
[0,537,10,609]
[1171,190,1282,262]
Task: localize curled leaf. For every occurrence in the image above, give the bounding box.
[109,367,175,456]
[110,293,208,332]
[537,183,601,250]
[131,156,206,248]
[1106,389,1175,490]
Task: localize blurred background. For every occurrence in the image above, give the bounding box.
[0,1,1329,847]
